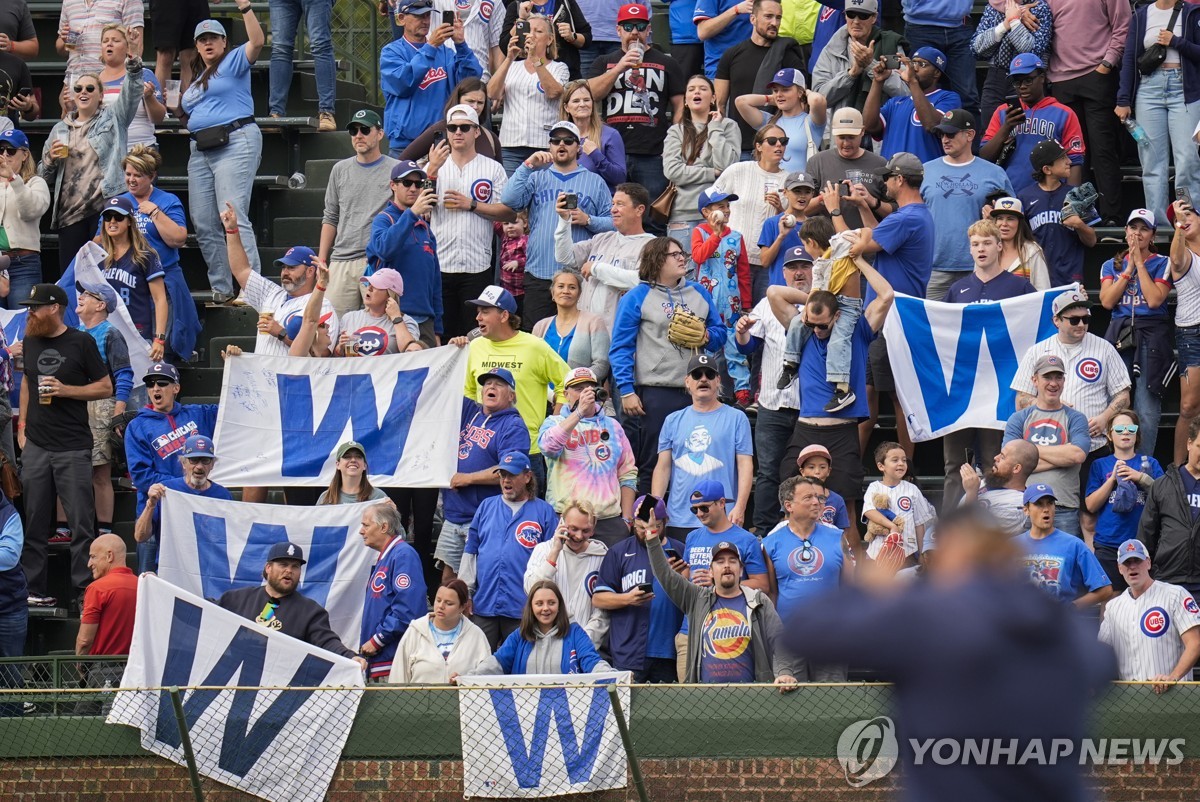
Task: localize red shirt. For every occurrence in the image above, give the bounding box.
[81,566,137,655]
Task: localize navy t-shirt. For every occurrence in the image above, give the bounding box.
[595,535,687,671]
[698,593,756,682]
[867,202,934,305]
[1018,182,1086,285]
[946,271,1036,304]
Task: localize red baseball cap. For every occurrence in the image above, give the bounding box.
[617,3,650,22]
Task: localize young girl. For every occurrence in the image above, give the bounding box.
[733,68,827,172]
[862,442,935,563]
[987,197,1049,290]
[498,211,528,316]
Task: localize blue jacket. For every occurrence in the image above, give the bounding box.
[381,36,481,151]
[1119,2,1200,106]
[445,399,531,525]
[124,402,219,515]
[360,536,428,679]
[367,202,443,334]
[492,622,607,674]
[499,163,614,280]
[0,494,24,618]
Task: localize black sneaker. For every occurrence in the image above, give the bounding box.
[824,388,857,413]
[776,361,799,390]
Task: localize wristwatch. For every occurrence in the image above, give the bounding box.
[470,197,478,211]
[830,208,843,217]
[391,316,404,325]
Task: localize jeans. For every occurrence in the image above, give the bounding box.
[20,442,96,597]
[753,405,798,533]
[0,607,26,716]
[3,252,41,309]
[903,22,979,117]
[269,0,337,115]
[666,220,699,259]
[188,125,263,297]
[1054,505,1080,538]
[1117,335,1163,451]
[626,153,667,234]
[434,519,470,572]
[783,296,861,384]
[621,385,691,495]
[137,535,158,575]
[501,146,537,177]
[1135,68,1200,226]
[1052,69,1122,221]
[577,42,613,77]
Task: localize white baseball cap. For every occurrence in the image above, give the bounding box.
[445,104,480,125]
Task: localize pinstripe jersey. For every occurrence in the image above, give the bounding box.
[431,153,507,273]
[434,0,502,80]
[1012,333,1131,451]
[1099,580,1200,680]
[746,296,800,412]
[498,60,571,148]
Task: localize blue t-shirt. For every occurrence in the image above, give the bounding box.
[867,202,934,305]
[120,188,186,272]
[1015,528,1111,604]
[762,522,844,617]
[798,314,874,418]
[102,249,165,340]
[758,212,804,287]
[921,156,1014,271]
[877,88,961,162]
[698,594,755,682]
[946,271,1036,303]
[1018,181,1086,285]
[658,405,753,529]
[1086,454,1164,548]
[1100,254,1171,319]
[595,534,687,669]
[693,0,752,78]
[666,0,701,44]
[821,489,850,529]
[180,44,254,130]
[1179,466,1200,520]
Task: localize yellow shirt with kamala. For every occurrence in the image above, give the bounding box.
[464,332,569,455]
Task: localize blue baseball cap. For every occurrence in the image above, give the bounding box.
[690,480,727,504]
[466,284,518,315]
[0,129,29,150]
[396,0,434,14]
[180,434,217,459]
[274,245,317,268]
[478,367,516,388]
[912,46,947,72]
[1022,483,1057,505]
[1117,539,1150,564]
[75,279,118,313]
[266,542,306,564]
[767,68,806,89]
[194,20,227,40]
[390,160,426,181]
[698,186,738,213]
[284,309,334,341]
[142,361,180,384]
[102,196,136,217]
[784,246,813,265]
[496,450,532,475]
[1009,53,1045,76]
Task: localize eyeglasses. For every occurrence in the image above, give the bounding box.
[548,136,578,146]
[396,178,423,188]
[1112,424,1139,434]
[73,84,98,94]
[619,21,649,32]
[101,212,127,223]
[666,250,688,260]
[0,145,20,156]
[347,124,371,136]
[762,136,790,146]
[805,319,831,331]
[689,503,713,514]
[185,457,214,464]
[1010,74,1040,86]
[910,59,934,70]
[446,123,476,133]
[689,369,718,380]
[144,378,174,388]
[1061,315,1091,326]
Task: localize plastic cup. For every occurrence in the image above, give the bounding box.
[38,376,52,405]
[163,80,181,108]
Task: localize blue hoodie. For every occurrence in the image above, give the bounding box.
[444,398,531,525]
[124,401,219,515]
[380,36,481,152]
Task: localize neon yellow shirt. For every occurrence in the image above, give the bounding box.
[464,332,569,454]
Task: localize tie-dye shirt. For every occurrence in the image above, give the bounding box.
[537,408,637,519]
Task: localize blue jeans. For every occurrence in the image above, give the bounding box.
[188,125,263,296]
[269,0,336,115]
[3,252,41,309]
[903,22,978,117]
[501,146,537,177]
[667,220,700,255]
[1054,506,1080,538]
[0,606,25,717]
[753,405,797,533]
[137,535,159,575]
[1135,68,1200,226]
[1132,339,1163,453]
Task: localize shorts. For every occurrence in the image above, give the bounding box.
[87,397,117,466]
[150,0,210,53]
[326,257,368,319]
[865,335,894,392]
[434,519,470,572]
[1178,324,1200,371]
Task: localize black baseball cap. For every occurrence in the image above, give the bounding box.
[687,353,717,376]
[266,542,306,564]
[1030,139,1067,170]
[933,109,976,135]
[19,283,68,307]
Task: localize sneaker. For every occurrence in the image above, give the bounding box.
[210,291,235,305]
[776,361,799,390]
[318,111,337,132]
[48,527,71,544]
[735,389,752,408]
[27,594,56,607]
[823,387,857,413]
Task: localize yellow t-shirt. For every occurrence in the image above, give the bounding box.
[464,332,569,455]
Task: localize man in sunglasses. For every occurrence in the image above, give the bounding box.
[863,47,961,163]
[811,0,907,115]
[133,434,232,558]
[678,479,766,587]
[318,109,399,318]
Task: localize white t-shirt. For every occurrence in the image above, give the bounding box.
[242,271,340,356]
[971,485,1028,537]
[1099,580,1200,681]
[1174,249,1200,327]
[499,60,570,148]
[431,153,508,274]
[862,479,936,558]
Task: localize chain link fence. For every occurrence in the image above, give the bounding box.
[331,0,388,106]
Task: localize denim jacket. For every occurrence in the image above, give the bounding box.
[38,58,143,226]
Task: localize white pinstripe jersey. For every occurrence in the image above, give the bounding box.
[433,0,502,80]
[431,153,507,273]
[1099,580,1200,680]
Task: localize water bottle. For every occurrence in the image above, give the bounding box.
[1123,116,1148,145]
[288,172,307,190]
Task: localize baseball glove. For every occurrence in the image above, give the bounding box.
[667,309,707,349]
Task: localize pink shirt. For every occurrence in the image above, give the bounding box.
[1045,0,1131,82]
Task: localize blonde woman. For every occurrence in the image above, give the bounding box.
[97,24,166,150]
[490,14,568,174]
[0,129,50,306]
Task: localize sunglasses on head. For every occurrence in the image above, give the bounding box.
[347,124,371,136]
[690,368,718,380]
[762,136,790,146]
[446,123,476,133]
[689,503,713,514]
[1112,424,1139,434]
[73,84,98,94]
[396,177,423,187]
[144,378,174,388]
[845,10,874,19]
[1061,314,1091,325]
[0,145,20,156]
[549,136,578,146]
[620,21,649,31]
[102,212,127,222]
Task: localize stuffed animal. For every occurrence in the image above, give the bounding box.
[864,492,905,543]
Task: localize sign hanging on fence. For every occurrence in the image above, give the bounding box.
[210,346,467,487]
[882,287,1067,442]
[157,489,378,646]
[457,672,632,798]
[108,575,364,802]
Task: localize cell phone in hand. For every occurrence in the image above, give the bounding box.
[1006,94,1022,113]
[1178,187,1193,209]
[515,19,530,51]
[964,448,976,468]
[562,192,579,210]
[637,583,653,593]
[664,547,681,561]
[420,178,436,192]
[17,87,31,97]
[636,494,660,522]
[443,10,455,26]
[880,54,901,71]
[432,129,446,146]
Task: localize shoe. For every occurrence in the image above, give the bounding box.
[776,361,799,390]
[318,111,336,132]
[735,389,752,408]
[27,594,56,607]
[210,291,235,305]
[823,387,857,413]
[48,527,70,544]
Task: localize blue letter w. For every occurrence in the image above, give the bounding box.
[490,682,615,788]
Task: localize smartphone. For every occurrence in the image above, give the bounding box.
[1005,94,1022,114]
[17,87,31,97]
[1178,187,1193,208]
[637,583,654,593]
[838,181,852,197]
[432,129,446,147]
[635,494,660,522]
[562,192,579,210]
[964,447,976,468]
[420,178,436,192]
[515,19,530,51]
[664,547,681,561]
[442,9,455,26]
[880,54,901,71]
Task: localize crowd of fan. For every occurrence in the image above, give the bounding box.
[0,0,1198,693]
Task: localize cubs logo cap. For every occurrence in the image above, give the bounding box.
[1009,53,1045,76]
[1022,483,1057,505]
[390,160,426,181]
[768,68,806,90]
[274,245,317,267]
[445,104,480,125]
[194,20,227,40]
[180,434,217,459]
[103,196,136,217]
[347,109,383,130]
[912,46,947,72]
[477,367,516,388]
[617,3,650,22]
[990,196,1025,218]
[711,541,741,561]
[933,108,975,135]
[563,367,599,388]
[1117,539,1150,564]
[690,480,727,504]
[783,246,813,265]
[266,541,307,564]
[1051,288,1089,317]
[141,360,180,384]
[1033,354,1066,376]
[1127,208,1157,230]
[0,129,29,150]
[496,450,533,475]
[362,267,405,296]
[465,284,518,315]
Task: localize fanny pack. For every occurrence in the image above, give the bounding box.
[192,116,255,152]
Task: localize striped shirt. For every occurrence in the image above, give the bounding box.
[746,296,800,412]
[1099,580,1200,681]
[59,0,143,75]
[1174,249,1200,327]
[498,60,570,148]
[1011,333,1131,452]
[241,272,340,357]
[863,480,936,558]
[434,0,502,80]
[431,153,508,274]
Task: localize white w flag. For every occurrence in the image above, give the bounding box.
[157,489,378,645]
[108,575,363,802]
[210,346,467,487]
[457,673,631,798]
[883,288,1069,441]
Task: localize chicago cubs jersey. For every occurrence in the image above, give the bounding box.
[876,87,962,162]
[762,522,844,617]
[434,0,501,80]
[1012,333,1131,452]
[863,479,936,558]
[595,534,687,671]
[240,270,340,357]
[360,536,429,679]
[464,494,558,618]
[982,96,1085,195]
[1100,254,1172,320]
[1099,580,1200,680]
[431,153,507,273]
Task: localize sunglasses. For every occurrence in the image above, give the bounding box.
[446,123,476,133]
[937,129,964,139]
[689,503,713,514]
[73,84,98,94]
[347,124,371,136]
[1061,315,1091,326]
[549,136,578,146]
[689,369,718,380]
[0,145,20,156]
[144,378,174,388]
[805,319,831,331]
[619,21,649,31]
[1112,424,1139,434]
[845,10,875,19]
[396,178,423,187]
[102,212,128,222]
[762,136,790,146]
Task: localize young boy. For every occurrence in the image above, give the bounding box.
[862,442,935,562]
[1016,140,1097,286]
[772,216,865,413]
[692,187,753,406]
[759,172,816,287]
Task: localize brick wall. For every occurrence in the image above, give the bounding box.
[3,757,1199,800]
